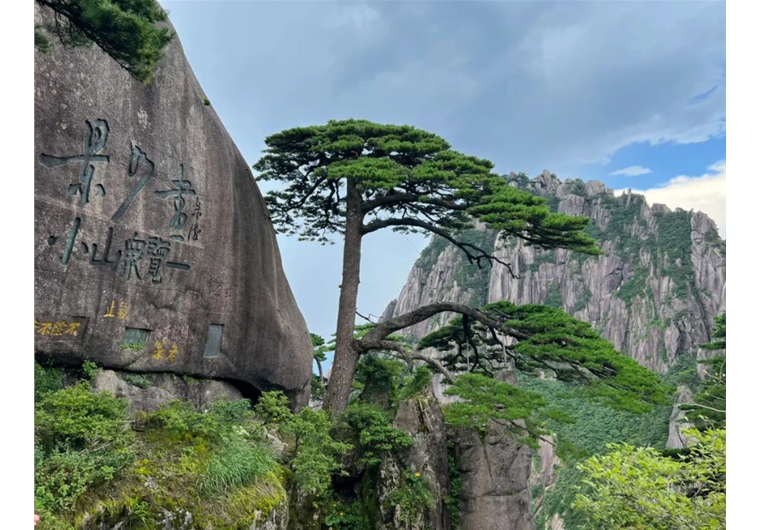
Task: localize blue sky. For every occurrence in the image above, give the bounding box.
[160,0,726,357]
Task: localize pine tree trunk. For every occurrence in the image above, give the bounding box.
[323,178,364,412]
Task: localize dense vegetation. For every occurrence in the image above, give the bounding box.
[567,313,727,530]
[35,0,174,83]
[33,359,440,530]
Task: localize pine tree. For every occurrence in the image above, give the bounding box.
[253,119,642,412]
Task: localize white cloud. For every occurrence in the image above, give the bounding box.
[617,161,726,237]
[164,0,725,175]
[609,166,652,177]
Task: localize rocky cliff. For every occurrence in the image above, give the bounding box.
[34,4,313,405]
[385,171,726,374]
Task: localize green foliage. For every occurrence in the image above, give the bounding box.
[573,428,726,530]
[35,383,135,513]
[655,209,695,300]
[35,24,52,52]
[701,313,726,351]
[81,360,99,379]
[445,374,549,447]
[254,391,293,425]
[199,438,277,496]
[504,373,675,530]
[203,97,210,106]
[311,374,327,399]
[445,441,462,529]
[254,391,350,499]
[398,365,433,401]
[288,407,351,497]
[35,362,63,401]
[518,375,671,460]
[339,402,414,468]
[544,284,564,309]
[311,332,329,362]
[254,119,600,253]
[35,382,132,451]
[34,381,288,530]
[387,471,434,523]
[37,0,174,83]
[421,301,670,413]
[354,354,406,407]
[661,355,701,393]
[124,373,152,389]
[324,499,371,530]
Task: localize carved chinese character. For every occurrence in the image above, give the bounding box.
[146,236,171,283]
[38,322,53,335]
[156,164,196,241]
[120,233,146,280]
[39,120,110,205]
[117,302,129,320]
[90,227,121,270]
[112,144,156,222]
[66,322,82,336]
[187,197,202,241]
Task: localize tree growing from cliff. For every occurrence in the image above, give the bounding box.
[252,120,682,414]
[682,312,726,430]
[35,0,174,83]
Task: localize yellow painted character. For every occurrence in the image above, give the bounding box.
[152,339,166,361]
[117,302,129,320]
[50,321,67,336]
[168,342,179,362]
[103,301,116,318]
[66,322,82,336]
[39,322,54,335]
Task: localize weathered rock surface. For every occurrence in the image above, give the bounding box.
[666,385,696,450]
[384,171,726,374]
[377,387,451,530]
[91,369,244,416]
[452,421,535,530]
[34,5,312,406]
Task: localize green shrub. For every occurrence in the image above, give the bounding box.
[254,391,294,426]
[81,360,99,379]
[35,382,132,451]
[124,373,151,389]
[340,402,413,468]
[387,471,434,523]
[398,365,433,401]
[35,362,63,402]
[288,407,351,497]
[34,383,134,512]
[199,438,277,496]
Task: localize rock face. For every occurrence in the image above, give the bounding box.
[91,369,244,416]
[384,171,726,374]
[34,6,312,406]
[666,385,696,450]
[452,421,535,530]
[377,388,451,530]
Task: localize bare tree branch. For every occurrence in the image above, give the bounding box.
[368,339,456,383]
[357,302,530,349]
[361,217,518,278]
